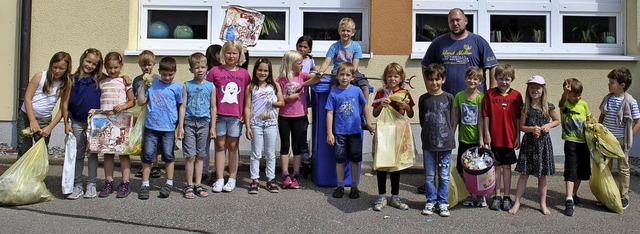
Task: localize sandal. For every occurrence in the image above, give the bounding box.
[151,167,161,178]
[134,170,143,178]
[194,185,209,198]
[182,186,195,199]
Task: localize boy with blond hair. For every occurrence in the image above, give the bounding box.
[177,53,216,198]
[482,64,523,211]
[326,62,374,199]
[132,50,163,178]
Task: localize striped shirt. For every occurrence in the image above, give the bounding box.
[100,77,131,110]
[602,95,640,139]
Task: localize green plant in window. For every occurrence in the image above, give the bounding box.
[571,22,598,43]
[505,28,524,42]
[533,29,544,42]
[261,14,280,36]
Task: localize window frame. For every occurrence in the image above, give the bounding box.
[411,0,627,59]
[129,0,371,57]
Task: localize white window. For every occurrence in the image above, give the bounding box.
[129,0,370,57]
[411,0,627,60]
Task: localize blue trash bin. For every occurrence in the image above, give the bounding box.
[311,75,373,187]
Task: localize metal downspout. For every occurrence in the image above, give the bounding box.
[18,0,32,109]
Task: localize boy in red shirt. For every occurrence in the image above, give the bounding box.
[482,64,523,211]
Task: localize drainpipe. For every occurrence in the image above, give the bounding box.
[18,0,32,108]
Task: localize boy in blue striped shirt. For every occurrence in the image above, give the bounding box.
[598,67,640,210]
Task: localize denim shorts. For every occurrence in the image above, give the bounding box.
[182,118,211,158]
[334,133,363,163]
[216,115,242,138]
[143,128,175,163]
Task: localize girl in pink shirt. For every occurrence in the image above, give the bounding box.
[276,50,320,188]
[206,41,251,192]
[98,52,135,198]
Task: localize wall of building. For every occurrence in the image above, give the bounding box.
[2,0,639,154]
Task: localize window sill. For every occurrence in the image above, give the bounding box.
[125,49,373,58]
[409,52,640,61]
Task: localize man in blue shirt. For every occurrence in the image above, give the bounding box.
[421,8,499,95]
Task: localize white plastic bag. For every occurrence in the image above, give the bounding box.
[62,134,76,194]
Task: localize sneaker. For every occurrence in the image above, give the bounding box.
[212,180,224,193]
[390,196,409,210]
[421,203,435,215]
[572,195,584,207]
[266,180,279,193]
[489,196,502,211]
[502,197,513,211]
[67,186,84,200]
[248,181,259,194]
[462,196,475,207]
[349,187,360,199]
[332,186,344,198]
[159,183,172,198]
[439,204,450,217]
[622,198,629,209]
[476,196,488,207]
[222,180,236,192]
[565,199,575,216]
[290,176,300,189]
[98,181,114,198]
[116,182,131,198]
[84,183,97,199]
[138,186,150,200]
[373,196,387,211]
[283,175,292,189]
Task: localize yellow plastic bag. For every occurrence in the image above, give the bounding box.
[585,119,625,170]
[589,159,623,214]
[0,139,53,206]
[448,161,470,208]
[123,105,147,155]
[373,107,415,172]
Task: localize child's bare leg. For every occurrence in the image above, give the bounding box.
[539,176,550,215]
[350,161,360,185]
[185,157,195,185]
[293,155,301,174]
[281,153,290,175]
[195,157,204,185]
[165,161,175,181]
[508,174,528,215]
[104,154,114,181]
[336,163,346,184]
[503,165,512,196]
[215,136,227,180]
[495,167,503,196]
[227,137,239,179]
[120,155,131,182]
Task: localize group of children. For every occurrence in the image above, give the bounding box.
[17,17,639,218]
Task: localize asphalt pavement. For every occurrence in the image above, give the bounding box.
[1,154,640,233]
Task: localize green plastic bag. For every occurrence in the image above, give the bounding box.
[0,139,53,206]
[123,105,147,155]
[448,161,470,208]
[590,159,623,214]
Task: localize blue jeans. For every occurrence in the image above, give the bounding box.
[143,128,176,163]
[249,123,278,180]
[423,150,452,205]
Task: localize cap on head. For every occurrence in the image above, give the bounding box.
[527,75,545,85]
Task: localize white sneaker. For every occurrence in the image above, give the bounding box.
[67,186,84,200]
[212,180,224,193]
[222,180,236,192]
[83,183,97,198]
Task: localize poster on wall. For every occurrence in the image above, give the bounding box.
[87,110,133,154]
[219,5,265,46]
